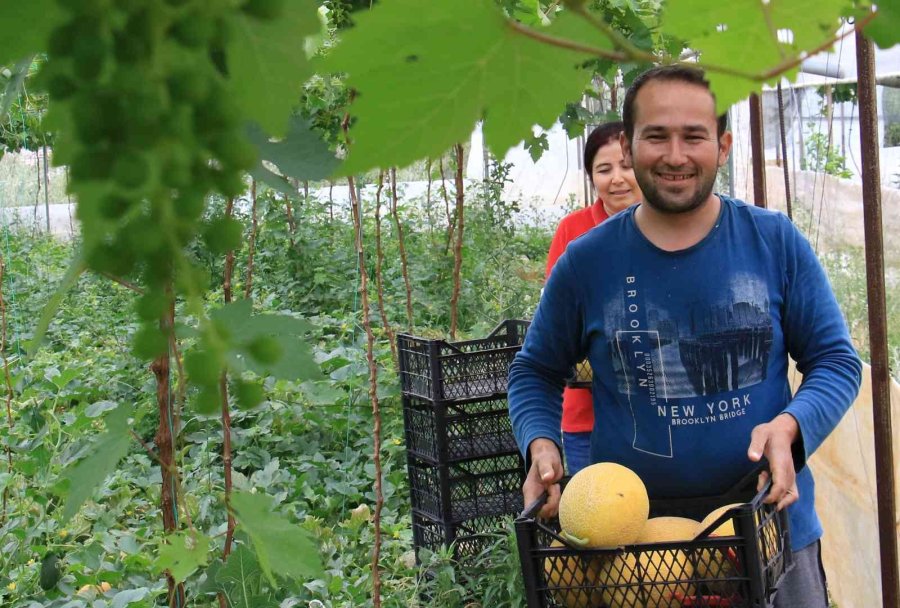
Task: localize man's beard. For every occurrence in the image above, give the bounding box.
[635,166,717,214]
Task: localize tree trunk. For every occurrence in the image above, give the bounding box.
[389,168,414,332]
[373,172,397,363]
[449,144,465,339]
[348,176,384,608]
[152,303,185,607]
[425,158,434,236]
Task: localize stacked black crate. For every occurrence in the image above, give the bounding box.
[398,320,529,560]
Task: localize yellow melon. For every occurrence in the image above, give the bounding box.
[639,517,701,543]
[598,547,694,608]
[543,540,603,608]
[695,503,744,595]
[558,462,649,549]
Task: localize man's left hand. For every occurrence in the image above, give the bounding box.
[747,413,801,511]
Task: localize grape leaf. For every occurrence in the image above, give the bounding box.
[246,116,339,181]
[0,1,63,66]
[61,404,133,522]
[210,547,279,608]
[662,0,852,111]
[226,0,320,137]
[864,0,900,49]
[229,491,323,585]
[155,532,211,584]
[248,165,298,197]
[323,0,607,173]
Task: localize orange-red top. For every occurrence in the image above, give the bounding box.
[544,199,608,432]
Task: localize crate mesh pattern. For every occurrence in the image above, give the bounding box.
[516,485,791,608]
[398,319,529,401]
[403,395,519,464]
[408,453,525,523]
[412,510,512,560]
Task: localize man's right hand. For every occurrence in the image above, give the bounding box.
[524,438,564,519]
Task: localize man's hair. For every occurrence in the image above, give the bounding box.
[583,121,625,170]
[622,65,728,143]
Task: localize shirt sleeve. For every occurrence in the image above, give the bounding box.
[780,217,863,462]
[510,252,588,459]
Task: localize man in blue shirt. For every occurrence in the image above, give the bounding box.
[509,65,862,607]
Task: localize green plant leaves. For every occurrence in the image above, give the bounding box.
[323,0,605,173]
[155,532,211,584]
[226,0,321,137]
[247,116,340,182]
[865,0,900,49]
[663,0,852,111]
[0,1,63,66]
[229,491,323,585]
[60,404,133,523]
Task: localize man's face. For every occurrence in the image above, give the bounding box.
[622,80,732,214]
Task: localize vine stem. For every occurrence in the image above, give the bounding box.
[0,257,14,524]
[98,272,144,294]
[244,180,258,300]
[342,99,383,608]
[425,158,435,237]
[218,197,237,608]
[510,9,878,84]
[153,296,186,608]
[439,155,456,255]
[373,172,398,363]
[390,168,414,332]
[283,194,297,249]
[348,175,384,608]
[449,144,465,340]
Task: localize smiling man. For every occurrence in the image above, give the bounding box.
[508,65,862,607]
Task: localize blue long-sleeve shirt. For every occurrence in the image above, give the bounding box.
[509,196,862,550]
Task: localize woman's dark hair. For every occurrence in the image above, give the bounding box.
[622,65,728,143]
[583,121,625,170]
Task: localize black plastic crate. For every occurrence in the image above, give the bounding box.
[408,452,526,523]
[514,471,792,608]
[412,509,512,561]
[566,359,593,390]
[397,319,530,401]
[403,394,519,464]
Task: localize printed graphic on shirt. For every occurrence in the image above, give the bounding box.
[607,271,774,458]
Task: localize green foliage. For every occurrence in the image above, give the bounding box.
[155,532,211,584]
[663,0,849,111]
[885,122,900,148]
[864,0,900,49]
[246,115,340,183]
[60,403,135,522]
[229,490,323,584]
[801,129,853,179]
[323,0,604,173]
[227,0,320,137]
[0,1,64,67]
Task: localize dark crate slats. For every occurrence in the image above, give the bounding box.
[398,320,529,562]
[412,510,513,561]
[403,394,519,464]
[398,319,529,401]
[515,480,793,608]
[408,452,525,523]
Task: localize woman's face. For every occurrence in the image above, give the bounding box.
[591,139,642,215]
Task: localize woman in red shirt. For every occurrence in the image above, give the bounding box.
[545,121,644,474]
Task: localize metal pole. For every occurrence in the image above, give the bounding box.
[776,82,793,221]
[749,93,767,207]
[855,29,900,608]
